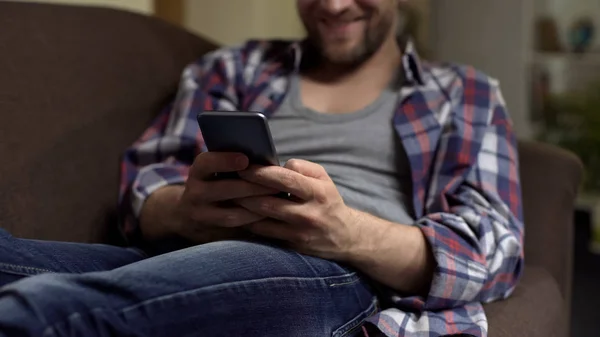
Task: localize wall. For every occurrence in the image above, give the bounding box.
[14,0,153,14]
[408,0,431,51]
[184,0,304,46]
[431,0,534,139]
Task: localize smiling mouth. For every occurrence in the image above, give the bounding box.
[321,16,365,28]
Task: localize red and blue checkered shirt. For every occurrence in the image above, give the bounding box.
[119,39,524,337]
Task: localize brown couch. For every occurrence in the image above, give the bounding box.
[0,2,583,336]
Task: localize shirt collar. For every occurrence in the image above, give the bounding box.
[285,37,425,87]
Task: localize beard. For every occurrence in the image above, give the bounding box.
[302,11,396,68]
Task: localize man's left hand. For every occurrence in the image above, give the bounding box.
[235,159,363,261]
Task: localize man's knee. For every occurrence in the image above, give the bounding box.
[0,274,67,334]
[0,273,139,336]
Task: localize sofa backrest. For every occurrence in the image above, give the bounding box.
[0,2,217,244]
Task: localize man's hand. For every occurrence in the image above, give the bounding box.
[236,159,435,295]
[140,152,277,244]
[235,159,362,261]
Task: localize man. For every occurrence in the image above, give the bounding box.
[0,0,524,336]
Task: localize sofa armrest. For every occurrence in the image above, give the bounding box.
[484,266,567,337]
[517,141,583,314]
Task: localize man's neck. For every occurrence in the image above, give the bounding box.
[296,34,403,114]
[303,35,402,91]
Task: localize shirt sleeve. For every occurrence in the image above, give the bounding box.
[401,82,525,311]
[117,47,243,244]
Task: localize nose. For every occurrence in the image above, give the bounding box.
[321,0,354,14]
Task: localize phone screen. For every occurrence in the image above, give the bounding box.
[197,111,280,167]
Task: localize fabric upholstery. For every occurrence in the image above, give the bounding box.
[0,2,217,244]
[517,141,583,314]
[485,266,567,337]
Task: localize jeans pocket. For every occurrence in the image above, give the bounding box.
[331,297,379,337]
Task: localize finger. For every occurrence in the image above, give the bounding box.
[235,196,306,224]
[205,180,278,202]
[190,152,249,180]
[191,205,264,228]
[238,166,314,200]
[248,219,309,244]
[284,159,330,181]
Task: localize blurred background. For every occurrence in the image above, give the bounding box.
[10,0,600,335]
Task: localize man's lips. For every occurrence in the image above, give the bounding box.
[321,17,364,27]
[319,17,365,36]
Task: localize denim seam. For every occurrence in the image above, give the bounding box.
[42,272,359,335]
[329,279,361,287]
[332,298,379,337]
[0,262,54,276]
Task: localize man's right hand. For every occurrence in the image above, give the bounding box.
[139,152,277,244]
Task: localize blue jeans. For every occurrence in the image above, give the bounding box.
[0,228,378,337]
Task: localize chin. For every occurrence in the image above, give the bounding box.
[322,46,366,65]
[324,52,357,65]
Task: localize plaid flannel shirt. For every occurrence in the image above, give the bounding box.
[119,39,524,337]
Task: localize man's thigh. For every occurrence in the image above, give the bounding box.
[0,228,145,287]
[0,240,378,337]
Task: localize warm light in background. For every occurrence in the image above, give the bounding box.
[13,0,154,14]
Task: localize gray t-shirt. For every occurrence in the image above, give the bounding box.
[268,75,415,224]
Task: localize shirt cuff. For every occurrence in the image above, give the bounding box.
[122,164,189,244]
[415,215,488,310]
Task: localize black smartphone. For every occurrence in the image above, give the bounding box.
[197,111,280,175]
[197,111,290,198]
